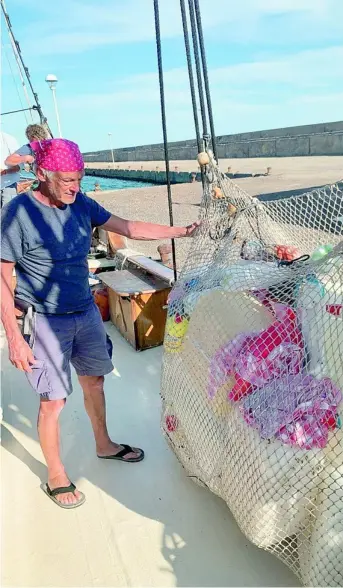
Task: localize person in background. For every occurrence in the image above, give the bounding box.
[4,124,49,197]
[5,123,49,171]
[1,138,200,510]
[1,131,20,207]
[94,182,102,192]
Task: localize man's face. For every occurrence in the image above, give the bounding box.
[41,170,84,205]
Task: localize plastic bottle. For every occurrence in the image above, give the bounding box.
[311,244,333,261]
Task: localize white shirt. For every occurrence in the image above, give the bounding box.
[0,131,20,189]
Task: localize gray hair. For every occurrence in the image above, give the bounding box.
[40,168,55,180]
[33,165,55,180]
[33,167,84,181]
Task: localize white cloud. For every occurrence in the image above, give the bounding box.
[209,46,343,87]
[11,0,342,56]
[4,0,342,148]
[62,45,343,106]
[58,45,343,149]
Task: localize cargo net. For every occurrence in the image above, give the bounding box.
[161,152,343,587]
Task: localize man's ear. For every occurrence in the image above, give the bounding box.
[36,167,45,182]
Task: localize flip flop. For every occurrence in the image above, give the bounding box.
[97,444,145,463]
[42,482,86,509]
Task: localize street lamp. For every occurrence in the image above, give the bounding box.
[45,74,62,138]
[108,133,115,168]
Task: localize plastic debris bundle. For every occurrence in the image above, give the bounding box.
[161,156,343,586]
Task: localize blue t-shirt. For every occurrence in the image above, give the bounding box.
[1,191,111,314]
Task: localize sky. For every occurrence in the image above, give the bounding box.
[1,0,343,152]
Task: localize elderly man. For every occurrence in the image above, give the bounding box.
[1,138,199,509]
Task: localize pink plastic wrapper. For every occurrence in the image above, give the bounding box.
[208,303,304,401]
[208,333,248,399]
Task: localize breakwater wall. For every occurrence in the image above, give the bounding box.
[85,167,262,184]
[83,121,343,163]
[86,167,198,184]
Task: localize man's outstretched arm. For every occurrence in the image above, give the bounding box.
[5,145,35,168]
[5,153,34,167]
[101,214,200,240]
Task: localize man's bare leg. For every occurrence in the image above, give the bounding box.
[38,398,81,505]
[78,375,141,460]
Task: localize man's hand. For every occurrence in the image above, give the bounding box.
[1,260,35,373]
[184,221,201,237]
[24,155,35,164]
[8,334,36,373]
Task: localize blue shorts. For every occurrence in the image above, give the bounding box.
[26,303,114,400]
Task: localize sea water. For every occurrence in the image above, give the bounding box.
[20,172,154,192]
[81,175,155,192]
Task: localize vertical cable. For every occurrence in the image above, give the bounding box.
[187,0,208,138]
[193,0,218,161]
[180,0,201,153]
[153,0,177,282]
[180,0,206,186]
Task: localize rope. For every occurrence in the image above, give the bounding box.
[193,0,218,162]
[6,25,34,122]
[1,106,35,117]
[153,0,177,282]
[1,40,29,125]
[180,0,207,189]
[180,0,202,153]
[187,0,208,139]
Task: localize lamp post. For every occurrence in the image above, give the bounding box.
[45,74,62,137]
[108,132,115,168]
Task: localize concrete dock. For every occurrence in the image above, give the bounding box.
[1,324,299,587]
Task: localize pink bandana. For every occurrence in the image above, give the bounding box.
[30,138,84,172]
